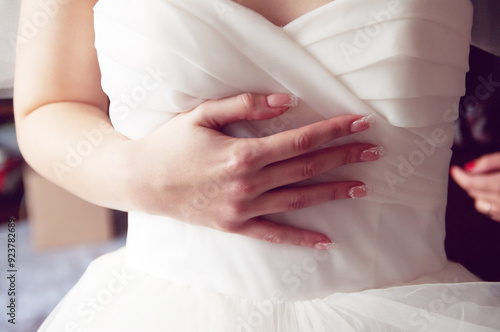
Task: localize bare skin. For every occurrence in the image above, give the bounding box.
[235,0,334,26]
[14,0,381,249]
[451,153,500,222]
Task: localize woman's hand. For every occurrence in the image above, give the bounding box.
[125,92,382,249]
[451,152,500,222]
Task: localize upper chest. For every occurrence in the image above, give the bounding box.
[234,0,335,26]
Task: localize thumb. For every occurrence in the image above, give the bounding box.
[465,152,500,174]
[194,93,298,129]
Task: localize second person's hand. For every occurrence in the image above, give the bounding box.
[451,153,500,222]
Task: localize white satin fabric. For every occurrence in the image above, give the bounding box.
[39,0,500,331]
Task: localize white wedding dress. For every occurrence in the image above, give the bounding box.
[39,0,500,331]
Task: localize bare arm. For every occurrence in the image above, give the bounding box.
[14,0,130,209]
[14,0,381,249]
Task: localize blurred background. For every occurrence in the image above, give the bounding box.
[446,46,500,282]
[0,0,499,331]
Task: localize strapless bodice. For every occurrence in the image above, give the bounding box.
[93,0,474,300]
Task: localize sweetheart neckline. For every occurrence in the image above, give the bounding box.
[227,0,342,30]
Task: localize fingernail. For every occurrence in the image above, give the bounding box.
[314,242,337,250]
[465,161,476,172]
[349,184,372,199]
[267,94,298,108]
[284,94,298,107]
[360,146,386,162]
[351,114,376,133]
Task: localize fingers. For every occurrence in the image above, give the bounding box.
[218,142,382,206]
[229,217,335,249]
[451,166,500,222]
[194,92,375,173]
[212,179,372,249]
[464,152,500,174]
[252,114,374,167]
[195,93,296,129]
[258,143,384,190]
[451,166,477,192]
[475,200,500,222]
[451,166,500,196]
[249,181,369,216]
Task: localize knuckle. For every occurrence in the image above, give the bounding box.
[301,160,319,179]
[288,192,309,211]
[263,233,284,244]
[329,122,344,138]
[330,187,340,201]
[294,132,313,152]
[225,146,257,175]
[227,200,248,221]
[239,93,257,111]
[340,147,354,165]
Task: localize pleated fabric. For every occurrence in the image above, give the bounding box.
[39,0,500,330]
[39,249,500,331]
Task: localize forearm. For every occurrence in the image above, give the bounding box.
[13,0,130,208]
[15,101,133,211]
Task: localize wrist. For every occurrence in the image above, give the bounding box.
[117,136,153,213]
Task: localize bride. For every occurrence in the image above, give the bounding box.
[15,0,500,330]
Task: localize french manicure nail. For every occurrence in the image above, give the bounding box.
[351,114,376,133]
[314,242,337,250]
[360,146,386,162]
[349,184,372,199]
[267,93,298,108]
[284,94,298,107]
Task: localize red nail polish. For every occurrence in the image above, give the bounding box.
[465,161,476,172]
